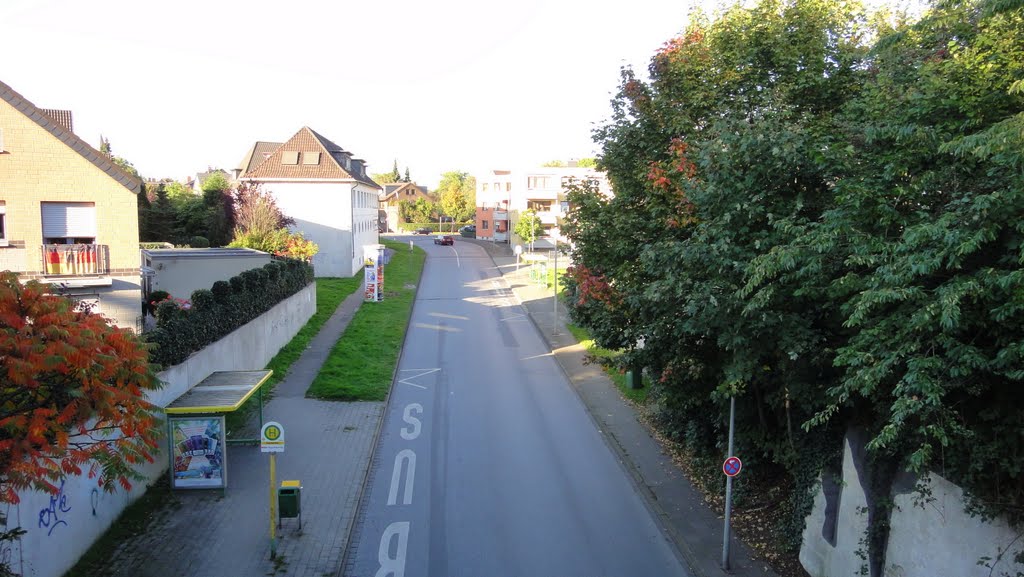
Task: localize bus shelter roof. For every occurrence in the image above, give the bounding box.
[165,370,272,414]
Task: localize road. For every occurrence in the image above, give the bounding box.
[344,237,689,577]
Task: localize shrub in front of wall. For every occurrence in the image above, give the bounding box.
[211,280,232,304]
[146,258,313,368]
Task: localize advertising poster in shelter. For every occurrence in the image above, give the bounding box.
[170,416,226,489]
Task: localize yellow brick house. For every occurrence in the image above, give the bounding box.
[0,80,144,331]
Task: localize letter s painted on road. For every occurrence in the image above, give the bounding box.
[400,403,423,441]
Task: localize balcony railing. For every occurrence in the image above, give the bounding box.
[40,244,109,276]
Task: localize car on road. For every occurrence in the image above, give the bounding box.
[414,227,432,235]
[433,235,454,246]
[459,224,476,238]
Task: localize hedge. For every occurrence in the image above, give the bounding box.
[145,258,314,368]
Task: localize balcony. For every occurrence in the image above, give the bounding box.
[40,244,110,283]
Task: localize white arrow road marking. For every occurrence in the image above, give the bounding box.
[398,368,440,389]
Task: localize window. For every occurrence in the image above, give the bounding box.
[482,220,489,230]
[0,202,6,246]
[281,151,299,165]
[506,182,511,192]
[482,183,489,192]
[527,176,550,189]
[41,202,96,244]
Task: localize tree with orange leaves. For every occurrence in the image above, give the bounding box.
[0,272,163,505]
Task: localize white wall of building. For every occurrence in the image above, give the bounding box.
[264,181,378,278]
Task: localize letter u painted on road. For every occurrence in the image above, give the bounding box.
[387,450,416,506]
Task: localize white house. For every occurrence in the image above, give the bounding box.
[237,127,381,277]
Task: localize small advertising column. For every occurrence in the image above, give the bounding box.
[363,244,386,302]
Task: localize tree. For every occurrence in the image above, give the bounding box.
[403,167,411,182]
[514,209,543,252]
[542,160,565,167]
[435,171,476,225]
[100,136,141,180]
[567,0,1024,568]
[146,184,176,242]
[0,273,163,504]
[567,0,872,558]
[389,159,401,183]
[577,157,597,168]
[227,182,307,256]
[201,173,234,247]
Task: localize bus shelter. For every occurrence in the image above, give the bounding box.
[165,370,272,490]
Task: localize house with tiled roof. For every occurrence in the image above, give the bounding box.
[237,127,381,277]
[379,182,431,232]
[0,80,145,331]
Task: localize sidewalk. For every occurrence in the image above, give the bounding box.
[463,237,781,577]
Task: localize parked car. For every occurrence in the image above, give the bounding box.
[433,235,454,246]
[459,225,476,238]
[414,227,432,235]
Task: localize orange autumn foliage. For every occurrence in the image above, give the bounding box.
[0,272,163,504]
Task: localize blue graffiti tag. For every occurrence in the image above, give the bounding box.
[38,480,71,536]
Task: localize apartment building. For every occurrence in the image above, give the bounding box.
[474,163,612,248]
[0,80,144,331]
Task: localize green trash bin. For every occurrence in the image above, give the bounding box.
[626,364,644,390]
[278,480,302,528]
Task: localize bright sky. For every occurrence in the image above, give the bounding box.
[2,0,707,189]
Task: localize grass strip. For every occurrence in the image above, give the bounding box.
[566,322,648,404]
[226,276,361,434]
[306,240,425,400]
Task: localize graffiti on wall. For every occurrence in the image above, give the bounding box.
[37,480,71,536]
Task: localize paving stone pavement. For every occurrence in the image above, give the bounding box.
[103,290,384,577]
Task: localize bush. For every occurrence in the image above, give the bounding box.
[189,236,210,248]
[145,258,314,368]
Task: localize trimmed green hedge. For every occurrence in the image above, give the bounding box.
[145,258,314,368]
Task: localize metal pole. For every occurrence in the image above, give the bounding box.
[270,452,277,558]
[722,395,736,569]
[553,243,559,336]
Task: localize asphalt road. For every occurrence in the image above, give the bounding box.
[344,237,689,577]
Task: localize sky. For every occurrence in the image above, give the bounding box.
[2,0,706,189]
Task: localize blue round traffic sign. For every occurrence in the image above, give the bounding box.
[723,456,742,477]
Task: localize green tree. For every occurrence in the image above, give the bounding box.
[100,136,141,180]
[541,160,565,167]
[147,184,176,243]
[201,173,234,247]
[576,157,597,168]
[514,209,543,251]
[435,171,476,225]
[566,0,872,556]
[389,159,401,183]
[567,0,1024,568]
[403,167,411,182]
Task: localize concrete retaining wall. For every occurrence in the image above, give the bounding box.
[801,432,1024,577]
[3,282,316,577]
